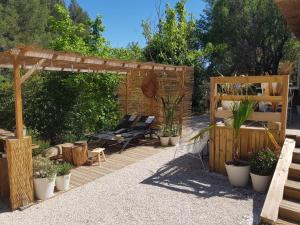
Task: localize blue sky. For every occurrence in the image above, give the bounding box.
[67,0,207,48]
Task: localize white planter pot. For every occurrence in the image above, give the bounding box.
[160,137,170,146]
[33,176,56,200]
[170,136,180,146]
[250,173,272,193]
[297,106,300,115]
[55,173,71,191]
[225,162,250,187]
[222,101,239,110]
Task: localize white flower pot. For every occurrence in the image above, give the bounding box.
[170,136,180,146]
[33,176,56,200]
[297,106,300,115]
[222,101,239,110]
[225,162,250,187]
[55,173,71,191]
[160,137,170,146]
[250,173,272,193]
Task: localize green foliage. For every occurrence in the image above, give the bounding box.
[142,1,221,112]
[55,161,73,176]
[0,0,59,50]
[0,75,15,129]
[142,0,203,66]
[283,38,300,62]
[250,149,277,176]
[201,0,291,75]
[33,156,57,179]
[231,99,254,161]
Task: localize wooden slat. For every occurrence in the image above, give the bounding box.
[215,110,281,122]
[212,75,286,84]
[215,94,282,102]
[260,138,296,224]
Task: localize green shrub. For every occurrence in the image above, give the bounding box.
[33,156,57,179]
[250,149,277,176]
[55,162,73,176]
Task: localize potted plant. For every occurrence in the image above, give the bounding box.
[160,125,171,146]
[249,149,277,192]
[33,156,57,200]
[170,123,181,146]
[225,99,254,187]
[159,95,183,146]
[55,162,73,191]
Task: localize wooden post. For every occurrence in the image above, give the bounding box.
[280,75,289,144]
[209,77,217,171]
[13,57,23,139]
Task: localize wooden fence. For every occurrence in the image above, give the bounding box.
[209,75,289,174]
[118,68,194,126]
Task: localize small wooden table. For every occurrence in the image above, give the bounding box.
[89,148,106,166]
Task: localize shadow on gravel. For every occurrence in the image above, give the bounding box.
[141,154,265,225]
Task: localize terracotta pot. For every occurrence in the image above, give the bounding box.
[160,137,170,146]
[225,162,250,187]
[250,173,272,193]
[55,173,71,191]
[33,176,56,200]
[170,136,180,146]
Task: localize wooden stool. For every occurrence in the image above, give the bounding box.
[89,148,106,166]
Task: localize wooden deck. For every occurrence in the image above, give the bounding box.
[69,145,164,189]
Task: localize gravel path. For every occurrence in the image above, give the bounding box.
[0,145,264,225]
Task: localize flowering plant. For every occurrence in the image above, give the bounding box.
[33,156,57,179]
[249,149,277,176]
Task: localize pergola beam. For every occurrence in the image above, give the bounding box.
[20,59,46,84]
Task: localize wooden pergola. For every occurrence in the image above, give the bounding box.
[275,0,300,38]
[0,45,194,209]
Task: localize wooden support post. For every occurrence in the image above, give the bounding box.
[209,77,217,171]
[280,75,289,144]
[13,57,23,139]
[20,58,46,84]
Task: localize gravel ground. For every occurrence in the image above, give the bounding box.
[0,146,265,225]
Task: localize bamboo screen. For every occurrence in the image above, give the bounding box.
[118,69,194,126]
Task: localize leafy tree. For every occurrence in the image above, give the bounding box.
[200,0,291,75]
[142,0,221,112]
[142,0,203,66]
[0,0,54,50]
[68,0,89,25]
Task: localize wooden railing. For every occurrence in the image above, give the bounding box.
[209,75,289,173]
[260,138,295,224]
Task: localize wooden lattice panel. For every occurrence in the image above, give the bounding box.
[118,69,194,126]
[6,137,33,209]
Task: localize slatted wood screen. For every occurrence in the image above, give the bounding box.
[209,75,289,174]
[6,137,33,210]
[118,68,194,126]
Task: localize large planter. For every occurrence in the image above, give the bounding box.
[250,173,272,193]
[55,173,71,191]
[160,137,170,146]
[225,162,250,187]
[33,176,56,200]
[170,136,180,146]
[297,105,300,115]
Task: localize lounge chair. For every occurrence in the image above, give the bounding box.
[89,115,156,153]
[87,114,138,141]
